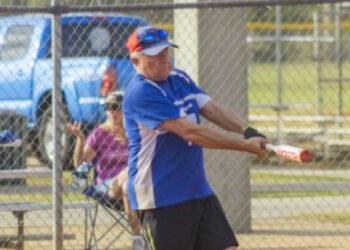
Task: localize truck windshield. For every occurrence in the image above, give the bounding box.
[62,23,136,59]
[0,25,34,60]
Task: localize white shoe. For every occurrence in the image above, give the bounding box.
[132,235,147,250]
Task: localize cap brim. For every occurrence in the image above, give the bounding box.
[142,41,178,56]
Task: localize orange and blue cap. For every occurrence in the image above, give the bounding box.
[126,26,178,56]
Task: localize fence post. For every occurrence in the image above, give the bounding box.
[174,0,199,83]
[275,5,283,145]
[198,6,252,233]
[51,1,64,249]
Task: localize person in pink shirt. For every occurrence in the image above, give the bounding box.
[66,91,146,250]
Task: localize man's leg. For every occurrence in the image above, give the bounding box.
[194,195,239,250]
[140,199,208,250]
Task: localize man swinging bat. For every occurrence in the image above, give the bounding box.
[123,26,270,250]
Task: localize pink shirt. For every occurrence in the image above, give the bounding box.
[85,127,128,185]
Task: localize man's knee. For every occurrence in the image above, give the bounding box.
[108,178,122,198]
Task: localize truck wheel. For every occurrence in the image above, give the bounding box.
[37,106,74,170]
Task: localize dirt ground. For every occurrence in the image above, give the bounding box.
[17,156,350,249]
[238,219,350,250]
[1,218,348,250]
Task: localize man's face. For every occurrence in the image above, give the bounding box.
[136,48,172,82]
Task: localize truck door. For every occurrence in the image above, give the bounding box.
[0,20,42,122]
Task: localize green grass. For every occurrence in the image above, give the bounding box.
[0,193,86,202]
[292,211,350,224]
[251,172,350,185]
[26,171,74,186]
[251,172,350,198]
[253,190,350,199]
[248,62,350,116]
[0,171,85,202]
[5,169,350,202]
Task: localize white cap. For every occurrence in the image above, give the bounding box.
[141,41,178,56]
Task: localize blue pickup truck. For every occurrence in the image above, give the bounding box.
[0,14,147,167]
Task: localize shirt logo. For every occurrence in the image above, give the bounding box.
[177,101,198,124]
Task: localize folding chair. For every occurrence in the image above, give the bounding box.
[82,169,132,250]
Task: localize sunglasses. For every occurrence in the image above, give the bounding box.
[138,29,168,46]
[105,103,121,111]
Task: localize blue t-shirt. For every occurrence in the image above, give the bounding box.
[123,68,214,210]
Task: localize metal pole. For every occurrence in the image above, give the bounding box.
[275,5,283,145]
[2,0,349,14]
[314,10,323,116]
[51,0,63,249]
[335,4,343,120]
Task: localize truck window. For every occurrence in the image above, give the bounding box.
[0,25,2,46]
[61,23,136,59]
[0,25,34,60]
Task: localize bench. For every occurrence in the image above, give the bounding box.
[0,168,51,179]
[0,167,94,250]
[249,114,350,123]
[249,114,350,158]
[249,115,350,133]
[0,168,78,195]
[0,201,95,250]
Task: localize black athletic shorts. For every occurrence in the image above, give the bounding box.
[139,195,239,250]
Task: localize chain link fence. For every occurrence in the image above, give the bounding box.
[1,0,350,249]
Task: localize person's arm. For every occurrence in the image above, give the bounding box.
[66,123,96,168]
[199,101,245,134]
[159,117,267,156]
[73,137,96,168]
[73,133,84,168]
[199,101,267,140]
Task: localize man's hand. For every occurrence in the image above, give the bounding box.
[243,127,267,139]
[246,137,269,157]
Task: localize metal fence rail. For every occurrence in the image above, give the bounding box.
[0,0,350,249]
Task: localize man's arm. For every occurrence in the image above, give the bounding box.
[159,117,267,156]
[199,101,245,134]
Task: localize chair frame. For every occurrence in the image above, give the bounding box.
[83,170,132,250]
